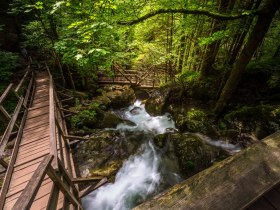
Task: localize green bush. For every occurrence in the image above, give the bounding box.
[0,50,19,92]
[71,110,97,129]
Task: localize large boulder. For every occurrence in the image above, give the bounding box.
[106,87,136,109]
[145,86,183,116]
[154,132,228,177]
[145,88,170,116]
[73,130,145,180]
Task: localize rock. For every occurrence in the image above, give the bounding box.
[154,132,228,177]
[145,88,170,116]
[73,129,144,180]
[91,160,123,181]
[94,95,111,110]
[130,107,142,115]
[145,86,182,116]
[97,111,124,129]
[106,88,136,109]
[134,89,150,100]
[174,108,219,138]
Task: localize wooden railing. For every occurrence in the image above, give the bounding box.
[12,154,82,210]
[8,65,82,209]
[0,61,34,173]
[98,63,162,88]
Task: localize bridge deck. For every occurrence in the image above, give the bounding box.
[2,73,66,209]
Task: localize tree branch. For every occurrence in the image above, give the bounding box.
[117,9,260,25]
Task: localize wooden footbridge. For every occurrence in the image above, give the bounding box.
[98,63,163,88]
[0,62,105,210]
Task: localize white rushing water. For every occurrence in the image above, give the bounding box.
[193,133,241,154]
[82,100,176,210]
[116,100,176,135]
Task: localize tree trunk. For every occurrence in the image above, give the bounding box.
[177,35,186,72]
[214,0,280,115]
[228,0,261,66]
[199,0,234,79]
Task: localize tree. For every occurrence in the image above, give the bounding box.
[214,0,280,114]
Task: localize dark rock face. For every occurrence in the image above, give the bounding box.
[145,88,171,116]
[134,89,150,100]
[154,132,228,177]
[73,130,146,180]
[105,86,136,109]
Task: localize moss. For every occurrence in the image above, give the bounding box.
[90,160,122,181]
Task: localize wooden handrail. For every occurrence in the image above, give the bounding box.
[0,83,13,105]
[47,164,82,209]
[12,155,54,210]
[113,64,132,83]
[49,75,58,169]
[0,97,24,156]
[0,68,35,210]
[15,69,31,93]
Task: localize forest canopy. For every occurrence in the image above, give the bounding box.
[8,0,280,113]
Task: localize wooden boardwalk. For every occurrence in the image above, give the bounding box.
[0,70,82,209]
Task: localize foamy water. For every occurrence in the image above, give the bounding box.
[82,100,176,210]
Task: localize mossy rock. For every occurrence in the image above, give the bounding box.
[97,111,125,129]
[94,95,111,110]
[106,88,136,109]
[170,133,220,176]
[91,160,123,181]
[154,134,167,148]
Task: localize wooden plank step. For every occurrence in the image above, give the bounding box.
[22,124,49,138]
[15,150,49,167]
[6,177,52,202]
[16,147,49,162]
[20,134,49,146]
[32,96,49,105]
[18,141,49,157]
[24,118,49,130]
[5,182,52,210]
[14,156,45,172]
[26,106,49,119]
[28,102,49,111]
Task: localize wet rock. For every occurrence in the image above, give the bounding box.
[145,88,170,116]
[73,130,144,180]
[91,160,123,181]
[97,111,124,129]
[94,95,111,110]
[145,86,182,116]
[154,132,228,177]
[134,89,150,100]
[130,107,142,115]
[106,88,136,109]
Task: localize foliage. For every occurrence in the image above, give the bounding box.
[71,109,97,129]
[176,70,199,88]
[0,51,19,92]
[198,30,230,46]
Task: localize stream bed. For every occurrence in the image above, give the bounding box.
[82,100,240,210]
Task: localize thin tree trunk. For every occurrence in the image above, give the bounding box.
[215,0,280,115]
[66,65,76,90]
[228,0,261,65]
[52,51,66,87]
[199,0,234,79]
